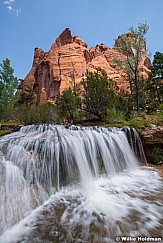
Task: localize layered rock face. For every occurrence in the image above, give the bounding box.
[142,125,163,165]
[19,28,151,104]
[142,125,163,145]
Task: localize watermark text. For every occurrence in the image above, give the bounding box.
[115,236,162,242]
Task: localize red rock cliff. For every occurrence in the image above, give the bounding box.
[19,28,151,104]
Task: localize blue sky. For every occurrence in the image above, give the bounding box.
[0,0,163,79]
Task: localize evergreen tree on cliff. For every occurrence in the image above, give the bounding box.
[114,23,149,111]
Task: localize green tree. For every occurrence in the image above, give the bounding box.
[152,52,163,79]
[57,88,81,124]
[114,23,149,111]
[0,58,20,119]
[17,103,58,125]
[81,70,118,119]
[0,80,4,100]
[18,85,35,106]
[145,52,163,110]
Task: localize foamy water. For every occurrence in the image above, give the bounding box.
[0,125,162,242]
[0,167,162,243]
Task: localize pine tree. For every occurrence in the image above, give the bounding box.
[57,88,81,124]
[81,70,118,119]
[114,23,149,111]
[0,58,20,120]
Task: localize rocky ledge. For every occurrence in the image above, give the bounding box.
[0,124,22,136]
[141,125,163,165]
[142,124,163,145]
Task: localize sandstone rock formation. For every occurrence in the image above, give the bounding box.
[141,125,163,165]
[142,125,163,145]
[19,28,151,104]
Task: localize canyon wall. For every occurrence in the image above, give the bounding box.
[19,28,151,104]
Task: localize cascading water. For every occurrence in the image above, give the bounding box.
[0,125,162,243]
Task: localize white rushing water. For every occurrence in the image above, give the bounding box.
[0,125,162,242]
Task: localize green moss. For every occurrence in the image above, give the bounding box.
[127,118,149,132]
[103,113,163,133]
[0,130,11,136]
[0,121,21,126]
[0,122,22,137]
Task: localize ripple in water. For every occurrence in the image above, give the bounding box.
[0,167,162,243]
[0,125,162,242]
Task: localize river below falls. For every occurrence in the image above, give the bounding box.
[0,166,163,243]
[0,125,163,242]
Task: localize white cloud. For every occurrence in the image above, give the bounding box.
[16,8,21,17]
[3,0,15,5]
[3,0,22,17]
[6,5,13,11]
[3,1,9,4]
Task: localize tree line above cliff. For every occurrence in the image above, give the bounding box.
[0,23,163,125]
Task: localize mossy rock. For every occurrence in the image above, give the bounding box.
[0,130,11,136]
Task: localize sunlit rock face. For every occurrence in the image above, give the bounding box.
[19,28,151,104]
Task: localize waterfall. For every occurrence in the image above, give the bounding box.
[0,153,32,233]
[0,125,162,242]
[0,125,141,190]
